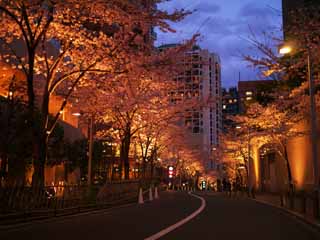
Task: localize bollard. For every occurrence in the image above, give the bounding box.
[149,187,153,201]
[154,187,159,199]
[138,188,144,204]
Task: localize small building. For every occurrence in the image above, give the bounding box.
[238,80,277,113]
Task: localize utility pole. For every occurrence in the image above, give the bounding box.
[88,114,94,186]
[307,48,319,189]
[247,127,252,197]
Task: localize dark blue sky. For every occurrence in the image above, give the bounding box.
[156,0,282,88]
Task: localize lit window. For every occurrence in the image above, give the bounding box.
[223,105,226,109]
[228,99,232,103]
[233,99,237,103]
[245,91,253,96]
[246,97,252,101]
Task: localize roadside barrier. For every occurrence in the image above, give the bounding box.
[138,188,144,204]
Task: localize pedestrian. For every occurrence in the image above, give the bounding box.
[232,181,236,198]
[227,180,232,197]
[217,179,222,192]
[222,178,227,192]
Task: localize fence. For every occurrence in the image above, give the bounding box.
[0,180,150,224]
[254,190,320,220]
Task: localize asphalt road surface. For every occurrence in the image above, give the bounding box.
[0,191,319,240]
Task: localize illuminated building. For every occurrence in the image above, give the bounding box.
[237,80,277,113]
[160,45,222,171]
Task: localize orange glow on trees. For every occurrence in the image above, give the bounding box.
[0,0,195,186]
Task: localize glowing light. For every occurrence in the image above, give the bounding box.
[168,166,174,171]
[279,46,292,54]
[72,112,81,116]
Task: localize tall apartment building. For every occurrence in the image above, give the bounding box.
[160,45,222,170]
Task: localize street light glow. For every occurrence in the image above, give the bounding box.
[236,126,241,129]
[279,46,292,55]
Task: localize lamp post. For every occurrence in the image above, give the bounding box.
[72,112,94,186]
[279,45,319,190]
[87,114,94,186]
[280,44,319,217]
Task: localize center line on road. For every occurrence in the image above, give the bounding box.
[144,192,206,240]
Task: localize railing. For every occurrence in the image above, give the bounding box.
[0,180,154,225]
[254,190,320,220]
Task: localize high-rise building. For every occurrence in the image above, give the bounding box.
[160,45,222,170]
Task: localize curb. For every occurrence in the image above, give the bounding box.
[251,198,320,232]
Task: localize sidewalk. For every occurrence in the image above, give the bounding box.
[253,193,320,230]
[202,190,320,230]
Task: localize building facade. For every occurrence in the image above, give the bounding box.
[222,87,239,130]
[162,45,222,171]
[238,80,277,113]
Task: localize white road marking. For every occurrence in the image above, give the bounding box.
[144,192,206,240]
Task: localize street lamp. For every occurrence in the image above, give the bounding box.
[72,111,94,186]
[279,46,292,55]
[279,44,319,191]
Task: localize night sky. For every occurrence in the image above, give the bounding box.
[156,0,283,88]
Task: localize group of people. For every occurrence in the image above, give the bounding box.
[215,177,244,196]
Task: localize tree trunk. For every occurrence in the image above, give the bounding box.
[32,133,48,188]
[0,154,8,185]
[7,156,26,187]
[283,144,294,193]
[122,134,131,180]
[32,86,50,188]
[150,159,154,180]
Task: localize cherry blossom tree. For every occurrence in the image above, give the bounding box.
[231,101,306,192]
[0,0,192,186]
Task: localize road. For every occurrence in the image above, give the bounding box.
[0,191,319,240]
